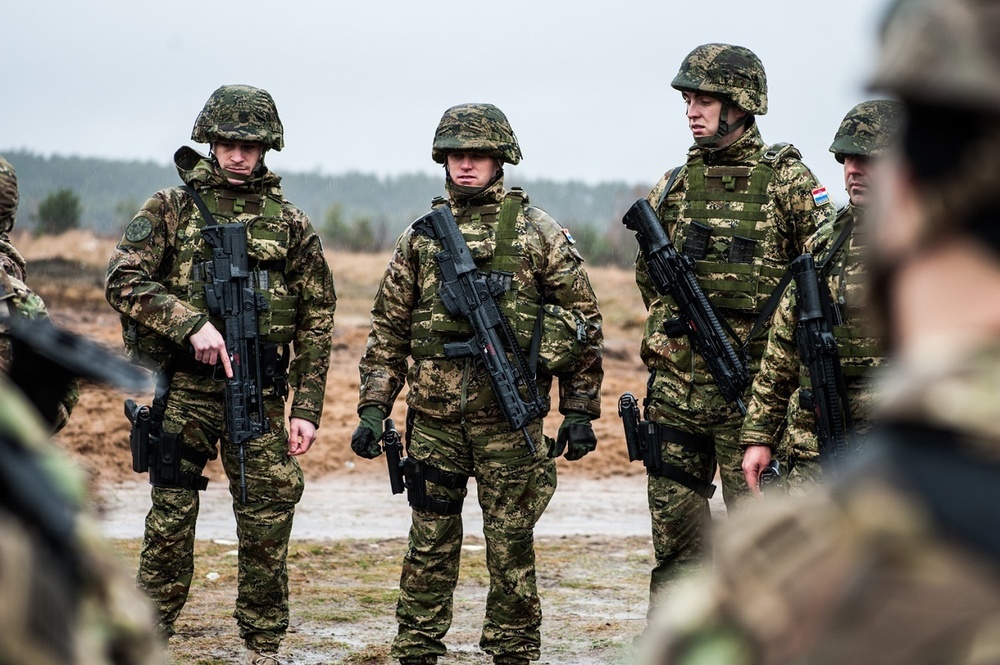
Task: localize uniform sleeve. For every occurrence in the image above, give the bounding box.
[772,160,837,261]
[284,207,337,425]
[538,216,604,417]
[357,231,416,415]
[105,192,207,346]
[740,281,800,448]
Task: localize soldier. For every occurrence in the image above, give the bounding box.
[0,308,163,664]
[740,100,902,493]
[638,0,1000,662]
[634,43,835,619]
[352,103,603,664]
[0,154,79,432]
[105,85,337,665]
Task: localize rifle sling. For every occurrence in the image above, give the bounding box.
[744,215,857,347]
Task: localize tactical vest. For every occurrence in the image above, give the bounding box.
[410,189,541,359]
[121,184,300,372]
[658,144,796,315]
[807,210,884,382]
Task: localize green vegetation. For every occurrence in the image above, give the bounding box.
[34,187,81,235]
[5,150,646,266]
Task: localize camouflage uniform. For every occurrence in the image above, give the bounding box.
[357,104,603,664]
[0,155,79,432]
[637,44,834,613]
[740,101,901,492]
[637,2,1000,662]
[0,358,163,664]
[105,86,336,655]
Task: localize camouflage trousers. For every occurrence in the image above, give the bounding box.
[644,373,751,618]
[136,375,304,652]
[391,413,557,663]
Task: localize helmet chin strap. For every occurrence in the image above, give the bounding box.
[695,100,749,148]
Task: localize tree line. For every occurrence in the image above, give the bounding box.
[5,150,648,267]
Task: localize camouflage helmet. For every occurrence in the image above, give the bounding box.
[829,100,903,163]
[671,43,768,115]
[431,103,522,165]
[0,156,18,234]
[870,0,1000,112]
[191,84,284,152]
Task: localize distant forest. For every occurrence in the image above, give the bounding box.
[5,150,649,267]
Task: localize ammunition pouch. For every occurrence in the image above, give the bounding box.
[683,221,712,261]
[728,235,757,264]
[401,457,469,516]
[646,424,716,499]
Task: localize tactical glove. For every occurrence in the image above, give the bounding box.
[553,411,597,461]
[350,406,385,459]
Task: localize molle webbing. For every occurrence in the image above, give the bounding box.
[674,146,787,312]
[410,190,537,359]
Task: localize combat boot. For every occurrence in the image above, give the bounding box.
[493,656,530,664]
[399,657,437,665]
[245,647,283,664]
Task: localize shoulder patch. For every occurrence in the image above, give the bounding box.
[124,216,153,243]
[561,227,576,245]
[811,186,831,207]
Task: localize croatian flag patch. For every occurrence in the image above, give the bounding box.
[811,186,831,206]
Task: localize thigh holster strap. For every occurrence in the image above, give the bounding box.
[402,457,469,516]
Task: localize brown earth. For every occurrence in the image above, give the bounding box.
[12,229,650,489]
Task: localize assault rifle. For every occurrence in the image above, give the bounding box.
[622,199,750,414]
[384,418,405,495]
[412,206,545,452]
[202,223,270,502]
[791,253,853,467]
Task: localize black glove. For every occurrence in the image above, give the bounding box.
[350,406,385,459]
[553,412,597,461]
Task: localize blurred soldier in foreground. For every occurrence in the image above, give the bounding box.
[740,100,901,493]
[638,0,1000,662]
[0,308,162,664]
[632,43,834,620]
[353,103,603,664]
[106,85,336,665]
[0,155,79,431]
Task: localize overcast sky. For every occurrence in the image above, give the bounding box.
[4,1,890,200]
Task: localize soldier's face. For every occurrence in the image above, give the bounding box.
[446,151,500,189]
[682,92,745,148]
[213,141,263,184]
[844,155,874,207]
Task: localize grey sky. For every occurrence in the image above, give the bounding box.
[4,1,889,203]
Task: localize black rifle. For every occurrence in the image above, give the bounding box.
[201,223,270,502]
[384,418,405,495]
[757,459,781,493]
[622,199,750,414]
[412,206,545,452]
[791,253,853,467]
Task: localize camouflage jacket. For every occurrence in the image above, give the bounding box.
[0,235,27,281]
[740,204,886,458]
[638,124,834,399]
[105,148,336,425]
[0,373,163,665]
[639,341,1000,665]
[0,267,79,432]
[358,176,603,422]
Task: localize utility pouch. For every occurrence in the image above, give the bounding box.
[729,235,757,264]
[150,431,181,488]
[683,221,712,261]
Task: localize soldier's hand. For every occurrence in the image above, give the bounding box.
[556,411,597,461]
[188,320,233,378]
[742,444,773,496]
[351,406,385,459]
